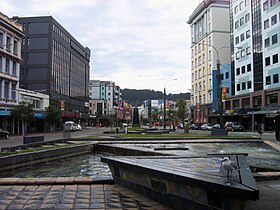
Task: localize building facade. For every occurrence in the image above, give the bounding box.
[226,0,280,130]
[15,16,90,123]
[89,80,122,114]
[0,12,24,131]
[188,0,231,125]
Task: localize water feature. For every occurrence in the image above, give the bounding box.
[111,142,280,168]
[1,142,279,179]
[0,153,112,179]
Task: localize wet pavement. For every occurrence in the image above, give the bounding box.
[0,183,171,210]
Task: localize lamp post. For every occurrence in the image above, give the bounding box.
[163,78,177,129]
[192,43,241,129]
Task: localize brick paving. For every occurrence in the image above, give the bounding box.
[0,183,171,210]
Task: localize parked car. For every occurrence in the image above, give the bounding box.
[64,121,77,132]
[224,121,244,132]
[189,124,200,130]
[0,129,10,139]
[177,123,184,129]
[201,123,213,131]
[76,124,82,131]
[212,124,220,129]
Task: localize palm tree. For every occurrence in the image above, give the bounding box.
[176,99,188,133]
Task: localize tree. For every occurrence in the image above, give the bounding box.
[11,102,35,137]
[45,106,61,132]
[176,99,188,133]
[108,114,116,129]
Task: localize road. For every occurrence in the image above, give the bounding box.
[0,127,110,148]
[0,127,278,148]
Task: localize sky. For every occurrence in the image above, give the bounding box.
[1,0,201,94]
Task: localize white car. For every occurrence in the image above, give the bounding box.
[76,124,82,131]
[64,121,77,132]
[201,123,213,131]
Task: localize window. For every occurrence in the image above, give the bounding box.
[239,1,244,10]
[235,21,239,29]
[236,52,240,59]
[273,54,278,64]
[240,17,245,26]
[271,0,277,7]
[0,31,3,48]
[236,67,240,75]
[272,34,278,44]
[246,30,250,38]
[245,13,250,22]
[241,49,245,58]
[245,0,249,6]
[11,83,16,100]
[6,35,11,51]
[265,38,270,47]
[263,1,268,11]
[247,81,252,89]
[273,74,279,83]
[237,84,240,91]
[235,36,239,44]
[242,66,246,73]
[4,81,9,99]
[235,6,238,14]
[271,15,277,25]
[5,58,10,73]
[12,61,17,75]
[13,39,18,55]
[266,76,271,85]
[247,64,251,72]
[226,72,229,79]
[0,56,2,72]
[246,46,251,55]
[265,57,270,66]
[221,74,224,80]
[264,19,269,29]
[241,33,245,41]
[242,82,246,90]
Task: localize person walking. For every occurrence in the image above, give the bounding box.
[275,112,280,141]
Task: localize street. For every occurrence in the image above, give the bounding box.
[0,127,278,148]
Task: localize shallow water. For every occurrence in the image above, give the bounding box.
[1,142,279,178]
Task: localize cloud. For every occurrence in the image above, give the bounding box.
[1,0,200,93]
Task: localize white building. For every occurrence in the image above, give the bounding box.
[89,80,122,115]
[0,12,24,130]
[187,0,231,124]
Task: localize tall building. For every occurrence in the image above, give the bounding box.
[187,0,231,124]
[226,0,280,130]
[15,16,90,122]
[0,12,24,131]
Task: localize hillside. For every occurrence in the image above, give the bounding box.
[122,89,190,106]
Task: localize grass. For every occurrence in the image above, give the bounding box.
[117,133,258,139]
[0,142,86,156]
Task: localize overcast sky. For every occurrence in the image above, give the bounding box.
[1,0,201,94]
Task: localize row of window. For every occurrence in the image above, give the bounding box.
[263,0,279,11]
[265,53,279,66]
[266,73,279,85]
[264,33,278,47]
[236,64,251,76]
[0,79,17,100]
[235,30,250,44]
[0,31,19,56]
[264,13,280,30]
[0,56,18,76]
[236,81,252,91]
[234,0,249,14]
[236,46,251,59]
[234,13,250,30]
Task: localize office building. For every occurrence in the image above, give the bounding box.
[15,16,91,122]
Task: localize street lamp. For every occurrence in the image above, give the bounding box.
[163,78,177,129]
[192,42,242,129]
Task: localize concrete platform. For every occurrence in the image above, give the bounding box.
[102,155,259,210]
[0,183,171,210]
